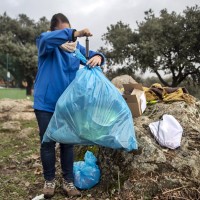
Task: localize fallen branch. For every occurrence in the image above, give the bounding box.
[162,186,187,195]
[169,196,190,200]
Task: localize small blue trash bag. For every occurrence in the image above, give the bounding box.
[73,151,100,189]
[43,49,138,151]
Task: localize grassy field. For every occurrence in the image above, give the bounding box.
[0,119,102,200]
[0,88,32,100]
[0,120,43,200]
[0,120,72,200]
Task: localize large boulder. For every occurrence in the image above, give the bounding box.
[98,100,200,199]
[1,98,199,199]
[1,121,21,131]
[0,99,35,121]
[111,75,138,89]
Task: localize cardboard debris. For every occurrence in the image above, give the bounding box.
[123,83,146,117]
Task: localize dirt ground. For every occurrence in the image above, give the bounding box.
[0,99,200,200]
[0,120,121,200]
[1,120,199,200]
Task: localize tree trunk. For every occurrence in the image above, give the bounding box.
[154,69,171,87]
[26,76,33,96]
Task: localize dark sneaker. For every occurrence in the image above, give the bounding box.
[62,180,81,197]
[43,179,56,199]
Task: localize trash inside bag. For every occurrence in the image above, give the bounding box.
[43,49,137,151]
[149,114,183,149]
[73,151,100,189]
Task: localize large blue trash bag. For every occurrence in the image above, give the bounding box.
[73,151,100,189]
[43,49,137,151]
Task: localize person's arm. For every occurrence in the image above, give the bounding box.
[78,43,105,66]
[37,28,93,57]
[36,29,76,56]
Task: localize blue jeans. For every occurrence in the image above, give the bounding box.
[34,109,74,182]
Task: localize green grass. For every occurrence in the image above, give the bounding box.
[0,119,101,199]
[20,120,38,129]
[0,120,40,199]
[0,88,33,100]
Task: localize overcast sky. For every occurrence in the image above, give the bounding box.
[0,0,199,50]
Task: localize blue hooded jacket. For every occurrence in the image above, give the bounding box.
[33,28,105,112]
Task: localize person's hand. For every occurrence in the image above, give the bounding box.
[74,29,93,38]
[86,55,102,67]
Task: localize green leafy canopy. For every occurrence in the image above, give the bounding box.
[0,12,50,89]
[101,5,200,87]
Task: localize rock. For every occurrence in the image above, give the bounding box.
[0,99,33,112]
[1,121,21,131]
[0,99,35,121]
[9,112,35,121]
[122,134,167,173]
[97,100,200,199]
[111,75,137,89]
[123,180,133,190]
[1,96,200,199]
[17,127,34,139]
[32,163,42,168]
[171,150,200,179]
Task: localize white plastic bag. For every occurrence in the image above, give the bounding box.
[149,114,183,149]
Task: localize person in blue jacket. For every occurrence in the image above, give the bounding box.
[34,13,105,198]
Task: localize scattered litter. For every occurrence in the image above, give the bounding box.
[74,151,100,189]
[149,114,183,149]
[32,194,44,200]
